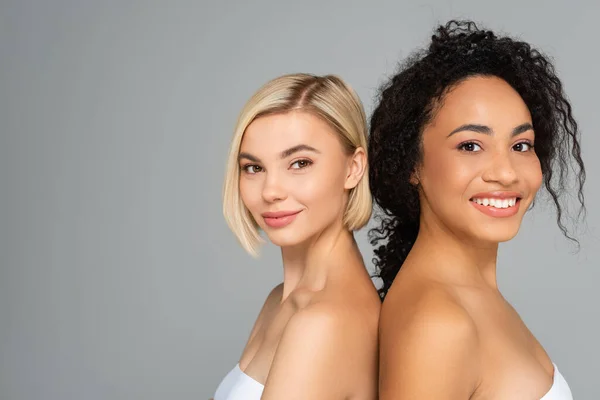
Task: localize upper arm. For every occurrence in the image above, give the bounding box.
[261,305,350,399]
[379,298,480,399]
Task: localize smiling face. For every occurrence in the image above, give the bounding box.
[415,75,543,243]
[238,111,365,248]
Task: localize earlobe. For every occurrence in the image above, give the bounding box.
[410,169,420,186]
[344,147,367,190]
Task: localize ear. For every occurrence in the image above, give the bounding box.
[409,167,420,186]
[344,147,367,190]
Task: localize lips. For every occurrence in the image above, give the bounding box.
[469,191,523,218]
[261,210,302,228]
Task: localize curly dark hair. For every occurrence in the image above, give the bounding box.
[368,20,586,299]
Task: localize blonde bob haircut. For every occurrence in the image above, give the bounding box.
[223,73,372,256]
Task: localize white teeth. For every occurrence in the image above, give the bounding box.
[471,197,518,209]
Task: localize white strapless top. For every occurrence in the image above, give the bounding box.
[212,362,571,399]
[214,364,264,400]
[541,363,572,400]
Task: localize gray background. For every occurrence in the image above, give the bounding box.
[1,0,598,399]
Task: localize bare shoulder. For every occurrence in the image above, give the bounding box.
[287,300,357,339]
[382,285,476,336]
[379,285,480,398]
[281,296,378,371]
[303,287,380,342]
[276,299,364,355]
[261,301,367,398]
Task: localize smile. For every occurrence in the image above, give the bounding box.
[470,197,518,209]
[469,192,522,218]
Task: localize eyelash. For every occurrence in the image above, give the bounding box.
[242,164,263,174]
[457,140,535,153]
[513,141,534,152]
[458,141,482,152]
[241,159,313,174]
[290,159,313,169]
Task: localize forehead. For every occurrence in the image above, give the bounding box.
[240,111,339,153]
[431,76,532,129]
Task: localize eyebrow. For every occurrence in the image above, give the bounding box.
[238,152,260,163]
[238,144,321,163]
[279,144,320,158]
[446,122,534,137]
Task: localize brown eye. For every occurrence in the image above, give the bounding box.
[243,165,262,174]
[458,142,482,152]
[513,142,533,152]
[290,159,313,169]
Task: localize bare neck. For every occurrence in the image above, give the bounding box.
[279,222,361,301]
[407,211,500,290]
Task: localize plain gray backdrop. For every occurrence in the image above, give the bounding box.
[1,0,598,399]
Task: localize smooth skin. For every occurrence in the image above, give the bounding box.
[236,111,380,399]
[379,76,555,399]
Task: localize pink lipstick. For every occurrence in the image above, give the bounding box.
[262,210,302,228]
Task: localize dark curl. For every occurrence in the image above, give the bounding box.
[368,20,586,299]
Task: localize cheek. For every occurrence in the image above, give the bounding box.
[421,151,475,199]
[239,177,261,212]
[294,165,347,205]
[525,157,543,192]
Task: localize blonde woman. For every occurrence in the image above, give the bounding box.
[213,74,380,399]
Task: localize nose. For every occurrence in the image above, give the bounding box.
[261,172,287,203]
[481,152,518,186]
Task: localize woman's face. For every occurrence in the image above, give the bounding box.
[416,76,543,244]
[238,111,365,248]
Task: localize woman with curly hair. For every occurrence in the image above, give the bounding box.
[369,20,585,399]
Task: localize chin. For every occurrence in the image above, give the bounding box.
[473,224,521,244]
[264,230,309,248]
